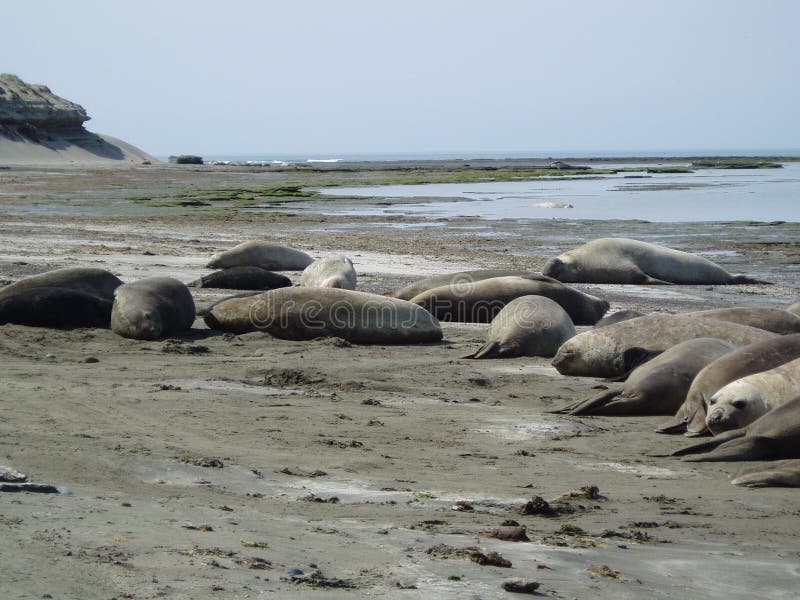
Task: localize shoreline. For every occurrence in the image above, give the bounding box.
[3,153,800,171]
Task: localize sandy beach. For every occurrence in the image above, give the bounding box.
[2,162,800,599]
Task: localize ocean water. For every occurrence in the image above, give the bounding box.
[312,162,800,223]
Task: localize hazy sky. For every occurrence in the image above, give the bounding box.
[4,0,799,156]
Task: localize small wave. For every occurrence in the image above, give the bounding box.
[307,158,342,163]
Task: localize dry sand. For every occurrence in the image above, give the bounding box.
[1,163,800,599]
[0,133,155,165]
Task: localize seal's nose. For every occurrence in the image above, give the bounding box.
[543,258,561,278]
[551,349,573,371]
[706,409,722,426]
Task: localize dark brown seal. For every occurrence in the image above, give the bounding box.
[0,267,122,302]
[410,276,609,325]
[556,338,735,415]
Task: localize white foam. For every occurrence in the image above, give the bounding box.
[488,364,562,377]
[472,417,589,441]
[162,379,303,397]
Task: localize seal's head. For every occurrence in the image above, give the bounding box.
[206,252,224,269]
[543,256,577,282]
[705,380,763,434]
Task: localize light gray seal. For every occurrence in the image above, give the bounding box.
[188,267,291,291]
[683,307,800,334]
[206,287,442,344]
[300,256,357,290]
[111,277,196,340]
[0,267,122,302]
[389,270,551,301]
[409,276,609,325]
[0,287,112,329]
[658,333,800,436]
[704,356,800,434]
[552,314,777,378]
[543,237,769,284]
[672,396,800,466]
[464,295,576,359]
[730,460,800,487]
[555,338,735,415]
[207,241,312,271]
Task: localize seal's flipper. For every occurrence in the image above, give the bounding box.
[463,341,503,359]
[732,461,800,487]
[656,418,688,434]
[621,347,662,373]
[548,387,623,415]
[671,428,744,457]
[731,274,774,285]
[641,274,675,285]
[732,470,800,487]
[683,435,777,462]
[685,410,710,437]
[684,429,711,438]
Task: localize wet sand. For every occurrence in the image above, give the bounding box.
[1,163,799,599]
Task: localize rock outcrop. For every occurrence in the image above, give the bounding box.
[0,73,155,164]
[169,155,203,165]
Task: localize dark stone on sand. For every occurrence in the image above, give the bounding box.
[486,525,529,542]
[502,579,541,594]
[520,496,556,516]
[1,483,60,493]
[169,155,203,165]
[470,551,512,567]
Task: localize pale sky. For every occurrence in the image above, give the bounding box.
[3,0,799,156]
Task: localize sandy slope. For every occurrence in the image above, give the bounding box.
[0,131,155,165]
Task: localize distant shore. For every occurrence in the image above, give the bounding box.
[4,152,799,171]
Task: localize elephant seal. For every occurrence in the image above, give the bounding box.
[300,256,357,290]
[188,267,291,291]
[543,237,769,285]
[203,293,265,334]
[111,277,196,340]
[593,309,645,328]
[552,314,776,378]
[786,300,800,317]
[673,395,800,464]
[555,338,735,415]
[683,307,800,334]
[206,287,442,344]
[207,241,312,271]
[409,276,609,325]
[0,267,122,302]
[730,460,800,487]
[0,287,112,328]
[464,295,576,359]
[658,333,800,436]
[389,270,550,301]
[704,356,800,434]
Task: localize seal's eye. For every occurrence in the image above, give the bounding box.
[732,400,746,410]
[708,398,716,406]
